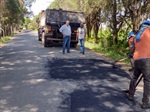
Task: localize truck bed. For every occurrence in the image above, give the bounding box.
[46,9,85,24]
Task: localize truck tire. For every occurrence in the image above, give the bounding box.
[38,35,42,41]
[72,44,77,48]
[48,41,53,47]
[42,33,48,47]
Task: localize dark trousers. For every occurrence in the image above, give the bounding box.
[129,57,134,68]
[129,59,150,103]
[63,36,70,53]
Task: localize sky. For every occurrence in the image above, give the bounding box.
[31,0,54,15]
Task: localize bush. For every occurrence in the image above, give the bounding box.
[0,36,11,43]
[85,29,130,64]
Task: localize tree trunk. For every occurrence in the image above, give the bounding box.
[0,27,5,37]
[93,23,99,43]
[99,23,102,39]
[8,27,11,36]
[14,26,17,33]
[112,0,118,44]
[130,0,149,32]
[112,30,118,44]
[10,26,13,35]
[132,8,141,32]
[85,15,92,38]
[132,18,140,32]
[86,25,91,38]
[4,27,6,36]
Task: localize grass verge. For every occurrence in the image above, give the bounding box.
[85,41,130,65]
[0,36,12,47]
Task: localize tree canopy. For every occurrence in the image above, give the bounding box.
[0,0,35,37]
[49,0,150,44]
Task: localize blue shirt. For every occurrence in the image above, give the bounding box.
[59,24,71,36]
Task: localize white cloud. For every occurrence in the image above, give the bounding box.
[31,0,54,15]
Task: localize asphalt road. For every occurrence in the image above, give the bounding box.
[0,31,149,112]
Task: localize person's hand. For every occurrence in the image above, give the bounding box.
[62,33,66,37]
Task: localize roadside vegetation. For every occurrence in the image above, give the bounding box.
[84,29,130,63]
[48,0,150,63]
[0,36,12,47]
[0,0,35,46]
[1,0,150,63]
[84,36,129,65]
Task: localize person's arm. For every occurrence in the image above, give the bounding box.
[77,28,79,36]
[69,25,72,36]
[59,25,65,36]
[77,28,80,40]
[84,28,86,40]
[131,37,135,52]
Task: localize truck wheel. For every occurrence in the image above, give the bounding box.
[38,35,42,41]
[42,33,48,47]
[72,44,77,48]
[48,41,53,47]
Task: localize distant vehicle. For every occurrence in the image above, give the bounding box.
[23,27,26,30]
[37,9,85,47]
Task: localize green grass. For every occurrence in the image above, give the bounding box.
[85,41,130,64]
[0,36,11,43]
[0,36,12,46]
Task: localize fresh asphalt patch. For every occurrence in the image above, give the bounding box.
[44,58,147,112]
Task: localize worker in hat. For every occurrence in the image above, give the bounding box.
[127,20,150,109]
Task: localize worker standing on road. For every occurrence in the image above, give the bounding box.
[77,23,86,55]
[127,20,150,109]
[127,31,135,71]
[59,20,71,54]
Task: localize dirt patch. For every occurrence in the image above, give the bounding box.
[0,42,3,47]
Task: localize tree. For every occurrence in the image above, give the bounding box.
[0,0,6,36]
[82,0,103,43]
[0,0,36,37]
[23,18,31,29]
[29,16,38,30]
[47,0,150,45]
[101,0,127,44]
[122,0,150,32]
[85,1,101,43]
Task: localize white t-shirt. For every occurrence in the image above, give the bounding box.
[78,27,85,39]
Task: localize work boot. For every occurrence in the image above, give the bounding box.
[140,103,150,109]
[128,67,134,72]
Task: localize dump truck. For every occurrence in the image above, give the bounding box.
[37,9,85,47]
